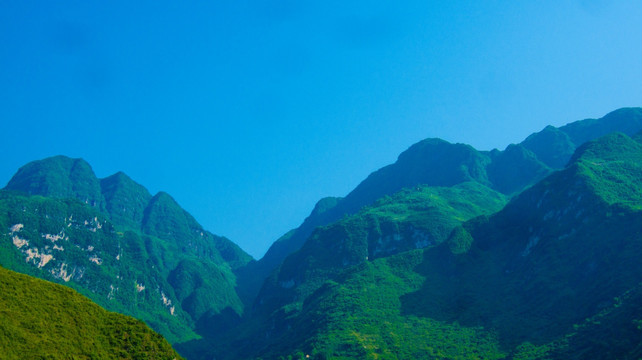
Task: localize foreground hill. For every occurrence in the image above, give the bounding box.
[0,265,182,359]
[0,156,252,344]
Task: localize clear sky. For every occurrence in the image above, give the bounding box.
[1,1,641,258]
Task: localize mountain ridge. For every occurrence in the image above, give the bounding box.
[237,107,642,306]
[199,124,642,359]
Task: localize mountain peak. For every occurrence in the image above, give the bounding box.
[569,132,641,164]
[100,171,152,229]
[4,155,105,209]
[142,191,202,244]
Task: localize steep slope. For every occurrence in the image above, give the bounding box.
[0,156,252,346]
[101,171,152,229]
[256,182,506,317]
[205,131,642,359]
[0,265,182,359]
[142,191,251,269]
[239,107,642,305]
[403,132,642,356]
[201,182,507,359]
[238,139,495,304]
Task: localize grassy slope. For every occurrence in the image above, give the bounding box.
[0,265,183,360]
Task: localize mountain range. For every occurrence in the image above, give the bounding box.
[1,107,642,359]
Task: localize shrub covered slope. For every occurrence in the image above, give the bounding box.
[0,265,183,359]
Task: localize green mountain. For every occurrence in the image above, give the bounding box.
[0,265,182,359]
[237,107,642,307]
[4,108,642,360]
[101,171,152,229]
[0,157,251,346]
[6,156,107,210]
[196,126,642,359]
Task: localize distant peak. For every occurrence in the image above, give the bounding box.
[100,171,139,186]
[152,191,173,200]
[569,132,640,165]
[112,171,130,178]
[17,155,90,169]
[603,107,642,118]
[4,155,104,208]
[147,191,183,209]
[397,137,478,164]
[310,196,342,218]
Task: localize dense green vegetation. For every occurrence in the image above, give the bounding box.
[197,119,642,359]
[511,281,642,359]
[0,265,182,359]
[6,156,107,210]
[242,108,642,305]
[0,157,251,346]
[193,182,508,359]
[4,108,642,359]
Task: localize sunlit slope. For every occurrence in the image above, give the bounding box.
[0,265,183,359]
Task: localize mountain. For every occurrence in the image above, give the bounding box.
[100,171,152,229]
[0,265,182,359]
[6,156,106,210]
[0,157,252,345]
[198,128,642,359]
[237,107,642,305]
[4,108,642,359]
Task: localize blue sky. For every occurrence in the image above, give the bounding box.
[1,1,641,258]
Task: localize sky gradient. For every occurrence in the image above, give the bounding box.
[2,1,642,258]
